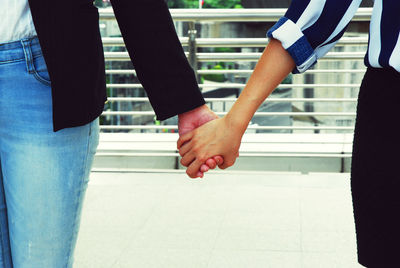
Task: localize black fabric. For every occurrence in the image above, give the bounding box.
[28,0,205,131]
[351,67,400,267]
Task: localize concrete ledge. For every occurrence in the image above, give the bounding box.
[93,133,353,173]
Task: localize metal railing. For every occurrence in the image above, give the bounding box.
[97,8,370,149]
[99,8,372,22]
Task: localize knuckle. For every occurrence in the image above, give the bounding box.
[198,155,207,163]
[180,158,187,166]
[192,146,201,154]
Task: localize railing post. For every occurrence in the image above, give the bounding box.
[188,22,199,84]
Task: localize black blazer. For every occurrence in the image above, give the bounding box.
[28,0,205,131]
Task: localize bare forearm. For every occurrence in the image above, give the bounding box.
[177,39,296,177]
[226,39,295,133]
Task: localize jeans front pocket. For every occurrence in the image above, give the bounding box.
[32,54,51,86]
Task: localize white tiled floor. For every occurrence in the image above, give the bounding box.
[74,172,364,268]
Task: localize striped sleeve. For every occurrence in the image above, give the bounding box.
[267,0,362,73]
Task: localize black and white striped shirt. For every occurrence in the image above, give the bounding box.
[267,0,400,73]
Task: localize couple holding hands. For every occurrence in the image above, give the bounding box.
[1,0,399,267]
[178,38,293,178]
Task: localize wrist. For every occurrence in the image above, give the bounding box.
[224,112,248,137]
[178,104,208,119]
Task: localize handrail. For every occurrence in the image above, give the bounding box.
[102,36,369,47]
[105,69,367,75]
[103,51,366,61]
[106,97,357,103]
[105,83,361,90]
[99,8,367,136]
[99,125,355,131]
[99,8,372,22]
[102,111,356,116]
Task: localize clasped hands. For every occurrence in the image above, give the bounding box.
[177,104,242,178]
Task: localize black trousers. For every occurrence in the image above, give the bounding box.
[351,67,400,267]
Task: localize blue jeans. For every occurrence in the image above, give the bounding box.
[0,37,99,267]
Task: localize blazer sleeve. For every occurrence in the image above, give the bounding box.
[267,0,363,73]
[109,0,205,120]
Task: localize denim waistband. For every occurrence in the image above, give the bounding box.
[0,36,43,64]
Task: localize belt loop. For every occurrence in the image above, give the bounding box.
[21,38,34,73]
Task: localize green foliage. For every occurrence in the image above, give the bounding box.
[200,47,236,82]
[214,47,235,53]
[212,47,236,69]
[203,0,243,8]
[166,0,197,8]
[166,0,242,8]
[202,64,226,82]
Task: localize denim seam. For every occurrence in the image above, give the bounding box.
[64,124,92,268]
[30,48,51,86]
[32,54,43,60]
[0,156,6,268]
[0,42,41,65]
[29,39,50,86]
[0,220,6,268]
[0,58,25,65]
[21,40,33,74]
[32,71,51,87]
[0,167,9,268]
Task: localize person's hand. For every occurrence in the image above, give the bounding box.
[178,104,223,178]
[177,39,295,178]
[177,116,242,178]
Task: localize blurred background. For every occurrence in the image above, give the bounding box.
[73,2,374,267]
[90,0,373,174]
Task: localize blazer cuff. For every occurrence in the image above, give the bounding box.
[150,81,205,121]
